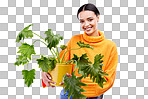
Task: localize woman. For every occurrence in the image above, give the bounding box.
[41,3,118,99]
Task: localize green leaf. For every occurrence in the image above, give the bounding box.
[22,69,35,87]
[48,57,57,71]
[71,54,93,76]
[44,29,63,50]
[60,45,67,50]
[66,54,79,65]
[14,55,29,66]
[77,41,94,49]
[99,72,108,76]
[77,76,84,81]
[17,43,36,60]
[16,24,33,43]
[63,71,88,99]
[93,54,104,68]
[79,53,92,66]
[79,54,108,88]
[36,56,57,72]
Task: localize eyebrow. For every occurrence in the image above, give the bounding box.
[79,17,93,20]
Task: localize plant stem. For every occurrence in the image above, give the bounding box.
[51,48,57,56]
[64,55,69,63]
[32,39,56,58]
[27,63,29,70]
[32,54,47,60]
[32,32,56,59]
[60,48,81,63]
[32,32,47,46]
[40,40,48,46]
[33,54,42,56]
[56,46,60,63]
[32,40,39,45]
[33,32,45,40]
[32,58,37,60]
[50,49,56,59]
[32,40,47,46]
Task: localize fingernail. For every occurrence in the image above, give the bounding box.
[54,83,56,84]
[49,77,51,79]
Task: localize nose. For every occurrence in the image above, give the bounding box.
[84,21,89,27]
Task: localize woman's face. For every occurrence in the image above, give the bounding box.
[78,10,99,36]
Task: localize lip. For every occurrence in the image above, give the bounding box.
[85,26,92,31]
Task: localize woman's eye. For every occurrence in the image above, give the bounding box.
[88,19,93,21]
[80,21,84,23]
[80,19,92,23]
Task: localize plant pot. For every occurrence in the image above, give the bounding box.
[48,63,73,86]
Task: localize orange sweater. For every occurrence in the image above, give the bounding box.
[42,30,118,97]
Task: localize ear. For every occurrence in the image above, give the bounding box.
[97,15,100,22]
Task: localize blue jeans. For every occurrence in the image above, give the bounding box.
[59,88,103,99]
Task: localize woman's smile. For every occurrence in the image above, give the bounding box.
[85,26,92,31]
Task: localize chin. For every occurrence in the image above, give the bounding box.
[85,32,92,35]
[85,30,93,35]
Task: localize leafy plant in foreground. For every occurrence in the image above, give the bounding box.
[14,24,95,87]
[14,24,108,99]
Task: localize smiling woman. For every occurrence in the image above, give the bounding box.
[41,3,118,99]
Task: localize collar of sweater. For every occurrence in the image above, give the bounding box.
[82,30,105,43]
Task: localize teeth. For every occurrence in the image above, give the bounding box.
[86,27,91,30]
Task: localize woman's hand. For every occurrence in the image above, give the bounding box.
[41,72,56,87]
[59,73,72,85]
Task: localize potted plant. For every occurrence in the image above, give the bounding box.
[14,24,108,99]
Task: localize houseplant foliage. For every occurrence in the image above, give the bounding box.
[14,24,108,99]
[64,53,108,99]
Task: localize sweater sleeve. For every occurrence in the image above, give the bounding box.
[81,43,118,97]
[41,39,72,88]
